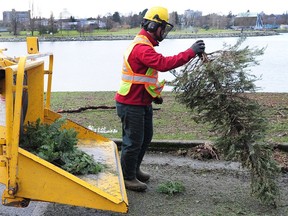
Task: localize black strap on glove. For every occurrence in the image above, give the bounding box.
[153,96,163,104]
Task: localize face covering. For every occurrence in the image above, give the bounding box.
[160,22,174,40]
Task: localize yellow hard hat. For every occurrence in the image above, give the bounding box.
[144,6,169,23]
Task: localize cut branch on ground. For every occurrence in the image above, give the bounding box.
[57,105,160,113]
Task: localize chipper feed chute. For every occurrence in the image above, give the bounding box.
[0,37,128,213]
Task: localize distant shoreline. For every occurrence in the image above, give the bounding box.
[0,31,281,42]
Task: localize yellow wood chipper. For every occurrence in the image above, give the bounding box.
[0,37,128,213]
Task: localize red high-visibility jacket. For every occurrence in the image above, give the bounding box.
[115,29,196,106]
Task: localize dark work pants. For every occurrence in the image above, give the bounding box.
[116,102,153,180]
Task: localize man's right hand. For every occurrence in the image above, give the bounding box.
[191,40,205,55]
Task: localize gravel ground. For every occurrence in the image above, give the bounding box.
[2,152,286,216]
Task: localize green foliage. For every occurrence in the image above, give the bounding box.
[157,181,185,195]
[248,143,280,204]
[20,118,104,175]
[61,150,104,175]
[171,37,280,206]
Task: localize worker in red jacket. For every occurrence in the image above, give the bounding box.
[115,6,205,191]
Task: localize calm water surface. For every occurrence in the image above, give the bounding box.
[1,33,287,92]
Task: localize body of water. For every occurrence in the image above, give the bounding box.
[1,33,287,92]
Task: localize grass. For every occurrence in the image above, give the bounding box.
[49,91,214,141]
[1,28,254,38]
[49,91,288,144]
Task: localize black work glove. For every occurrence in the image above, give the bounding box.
[191,40,205,56]
[153,96,163,104]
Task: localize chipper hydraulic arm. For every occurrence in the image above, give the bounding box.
[0,37,128,213]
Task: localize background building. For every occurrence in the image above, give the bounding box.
[3,9,30,24]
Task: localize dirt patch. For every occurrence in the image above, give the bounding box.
[42,152,288,216]
[273,148,288,172]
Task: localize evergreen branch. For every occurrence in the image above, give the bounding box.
[171,37,280,206]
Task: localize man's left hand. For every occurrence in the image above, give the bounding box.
[153,97,163,104]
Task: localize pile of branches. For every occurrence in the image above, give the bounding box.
[171,37,280,206]
[20,118,104,175]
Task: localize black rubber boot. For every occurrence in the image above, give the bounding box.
[124,178,147,192]
[136,169,150,182]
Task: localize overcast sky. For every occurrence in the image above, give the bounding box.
[0,0,287,19]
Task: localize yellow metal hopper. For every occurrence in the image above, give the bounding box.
[0,37,128,213]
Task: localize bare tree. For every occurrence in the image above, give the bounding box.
[29,2,36,36]
[10,9,19,36]
[58,12,63,35]
[48,13,57,34]
[103,14,114,31]
[169,11,180,29]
